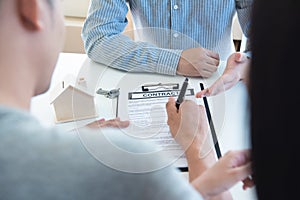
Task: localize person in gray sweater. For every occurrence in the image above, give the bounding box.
[0,0,252,199]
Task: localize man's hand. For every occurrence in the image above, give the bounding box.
[177,48,220,78]
[86,117,129,129]
[166,97,217,181]
[166,97,210,153]
[196,52,250,98]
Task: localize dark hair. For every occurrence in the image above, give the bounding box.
[250,0,300,199]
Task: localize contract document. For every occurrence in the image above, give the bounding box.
[118,84,196,171]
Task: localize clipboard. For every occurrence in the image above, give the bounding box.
[117,82,196,172]
[141,83,179,91]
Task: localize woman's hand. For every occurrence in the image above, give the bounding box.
[86,117,129,129]
[193,149,254,199]
[196,52,250,98]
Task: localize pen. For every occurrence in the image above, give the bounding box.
[200,83,222,159]
[175,77,189,110]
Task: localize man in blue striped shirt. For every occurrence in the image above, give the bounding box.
[82,0,252,78]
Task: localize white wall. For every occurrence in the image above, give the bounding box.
[63,0,90,18]
[232,14,243,40]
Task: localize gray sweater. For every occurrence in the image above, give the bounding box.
[0,106,202,200]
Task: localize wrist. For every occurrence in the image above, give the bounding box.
[177,51,188,75]
[185,142,217,168]
[192,174,210,199]
[177,58,184,75]
[194,177,233,200]
[157,49,182,75]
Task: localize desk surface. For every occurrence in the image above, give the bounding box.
[30,52,257,200]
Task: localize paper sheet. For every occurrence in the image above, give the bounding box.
[118,88,196,169]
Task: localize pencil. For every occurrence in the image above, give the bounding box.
[200,83,222,159]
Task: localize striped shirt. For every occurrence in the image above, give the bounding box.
[82,0,253,75]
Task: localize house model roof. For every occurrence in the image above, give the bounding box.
[50,74,94,104]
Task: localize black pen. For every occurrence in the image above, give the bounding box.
[176,77,189,110]
[200,83,222,159]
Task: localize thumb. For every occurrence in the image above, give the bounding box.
[235,52,248,63]
[196,88,210,98]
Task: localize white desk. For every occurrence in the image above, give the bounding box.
[30,52,257,200]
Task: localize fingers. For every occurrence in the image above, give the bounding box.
[195,52,247,97]
[166,97,179,126]
[180,101,207,127]
[225,149,251,168]
[196,88,210,98]
[231,161,254,191]
[87,118,130,129]
[234,52,248,63]
[234,162,252,180]
[238,149,251,166]
[198,70,215,78]
[177,48,220,78]
[166,97,177,114]
[99,117,130,128]
[196,83,220,98]
[242,176,255,190]
[85,118,105,128]
[222,150,253,187]
[206,49,220,61]
[238,149,254,189]
[204,58,219,69]
[195,74,229,98]
[190,62,217,78]
[167,98,201,121]
[180,99,200,112]
[96,118,105,123]
[205,49,220,72]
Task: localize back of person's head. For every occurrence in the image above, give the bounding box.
[250,0,300,199]
[0,0,65,97]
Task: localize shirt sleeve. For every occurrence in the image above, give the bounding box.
[81,0,181,75]
[235,0,253,54]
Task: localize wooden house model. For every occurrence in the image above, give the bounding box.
[50,75,98,123]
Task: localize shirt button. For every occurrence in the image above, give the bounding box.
[173,5,179,10]
[173,33,179,38]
